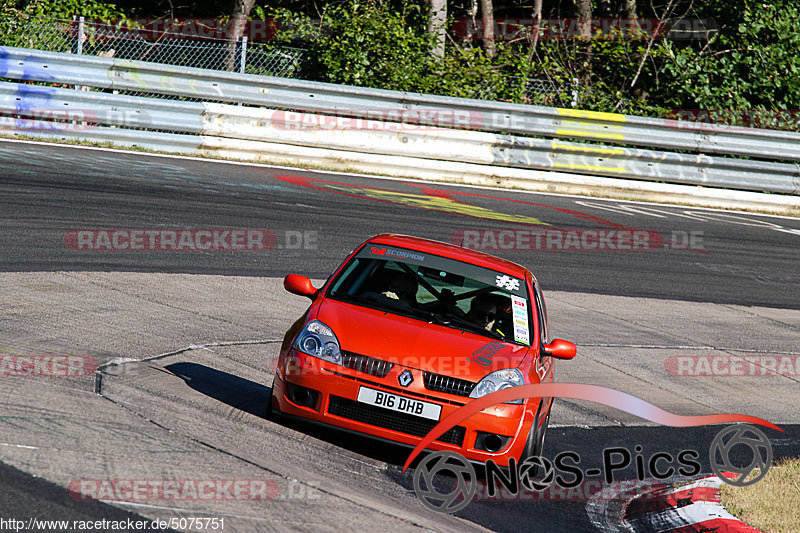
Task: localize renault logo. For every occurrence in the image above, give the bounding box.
[398,370,413,387]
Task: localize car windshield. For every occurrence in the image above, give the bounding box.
[327,244,534,346]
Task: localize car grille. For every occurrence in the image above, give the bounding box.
[340,351,394,378]
[328,395,466,446]
[423,371,476,397]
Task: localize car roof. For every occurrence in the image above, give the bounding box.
[366,234,533,280]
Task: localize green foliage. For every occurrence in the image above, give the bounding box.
[269,1,683,111]
[4,0,126,19]
[268,0,800,127]
[658,0,800,122]
[1,0,131,50]
[271,2,432,90]
[269,1,553,103]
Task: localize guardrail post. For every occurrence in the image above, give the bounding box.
[240,36,248,75]
[571,77,578,108]
[77,16,84,55]
[74,17,85,92]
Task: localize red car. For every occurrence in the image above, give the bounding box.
[269,234,576,465]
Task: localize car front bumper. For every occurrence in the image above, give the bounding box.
[271,349,538,465]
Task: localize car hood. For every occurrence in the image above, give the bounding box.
[315,298,531,380]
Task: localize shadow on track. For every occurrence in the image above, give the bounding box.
[0,462,179,532]
[164,362,413,465]
[163,362,800,533]
[164,362,270,417]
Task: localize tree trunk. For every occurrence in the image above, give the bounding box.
[576,0,592,39]
[479,0,495,58]
[624,0,639,37]
[463,0,479,46]
[530,0,543,51]
[225,0,255,71]
[575,0,592,84]
[624,0,637,21]
[428,0,447,59]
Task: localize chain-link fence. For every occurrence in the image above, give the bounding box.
[469,75,578,107]
[520,77,578,107]
[0,17,304,79]
[1,17,574,107]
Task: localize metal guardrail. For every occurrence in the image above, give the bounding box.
[1,46,799,196]
[5,46,800,162]
[2,83,204,133]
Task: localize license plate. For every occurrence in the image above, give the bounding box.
[356,386,441,421]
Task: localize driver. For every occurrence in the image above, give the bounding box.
[466,293,498,331]
[381,271,418,305]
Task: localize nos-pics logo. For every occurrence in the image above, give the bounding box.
[412,424,774,513]
[402,383,781,513]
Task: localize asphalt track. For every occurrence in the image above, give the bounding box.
[1,138,799,532]
[1,139,799,307]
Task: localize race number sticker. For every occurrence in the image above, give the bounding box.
[495,275,521,292]
[511,295,530,344]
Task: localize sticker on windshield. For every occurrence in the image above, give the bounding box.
[511,295,530,344]
[369,246,425,262]
[495,275,521,292]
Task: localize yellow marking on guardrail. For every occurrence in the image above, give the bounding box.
[555,128,625,141]
[561,120,624,130]
[554,163,627,173]
[556,108,627,122]
[114,61,147,90]
[159,75,177,91]
[551,141,625,156]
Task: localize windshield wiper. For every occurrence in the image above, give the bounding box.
[335,294,433,322]
[421,310,506,342]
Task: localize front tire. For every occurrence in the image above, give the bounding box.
[520,406,551,462]
[265,386,274,418]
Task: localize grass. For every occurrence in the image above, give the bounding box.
[720,457,800,532]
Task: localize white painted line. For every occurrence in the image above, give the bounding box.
[0,442,39,449]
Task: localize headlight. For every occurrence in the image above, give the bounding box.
[469,368,525,404]
[293,320,342,364]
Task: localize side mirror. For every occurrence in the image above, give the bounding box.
[543,339,577,360]
[284,274,317,299]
